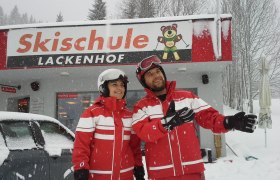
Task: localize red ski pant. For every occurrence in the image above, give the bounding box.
[150,173,205,180]
[88,173,133,180]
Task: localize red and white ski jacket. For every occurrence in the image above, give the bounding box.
[132,81,228,179]
[72,96,143,180]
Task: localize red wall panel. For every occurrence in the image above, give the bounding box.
[192,30,216,62]
[0,31,7,70]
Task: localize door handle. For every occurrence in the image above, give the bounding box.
[50,155,59,160]
[3,159,10,163]
[3,159,10,165]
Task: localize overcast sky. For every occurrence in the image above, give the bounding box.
[0,0,119,22]
[1,0,279,22]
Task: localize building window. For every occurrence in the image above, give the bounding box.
[56,90,146,131]
[56,92,98,131]
[56,89,196,131]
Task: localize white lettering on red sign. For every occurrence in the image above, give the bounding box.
[58,93,78,99]
[1,87,16,93]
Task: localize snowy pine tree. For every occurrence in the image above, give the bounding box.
[121,0,137,19]
[0,5,39,25]
[56,12,64,22]
[221,0,280,111]
[21,13,29,24]
[138,0,155,18]
[88,0,106,20]
[9,6,21,25]
[169,0,206,16]
[0,6,5,25]
[29,15,36,24]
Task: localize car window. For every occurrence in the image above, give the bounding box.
[38,122,73,150]
[0,130,10,166]
[0,122,37,150]
[0,131,5,147]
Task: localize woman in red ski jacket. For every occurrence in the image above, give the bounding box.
[132,55,257,180]
[72,69,144,180]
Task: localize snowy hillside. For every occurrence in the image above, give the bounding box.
[205,99,280,180]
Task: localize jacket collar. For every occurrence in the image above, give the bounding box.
[144,81,176,100]
[94,96,126,112]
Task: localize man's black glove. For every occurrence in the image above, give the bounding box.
[74,169,89,180]
[133,166,145,180]
[224,112,257,133]
[162,100,195,131]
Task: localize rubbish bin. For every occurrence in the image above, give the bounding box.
[201,148,212,163]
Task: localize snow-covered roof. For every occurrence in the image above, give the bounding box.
[0,14,232,30]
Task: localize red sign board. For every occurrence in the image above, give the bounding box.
[18,98,29,105]
[58,93,78,99]
[1,86,16,93]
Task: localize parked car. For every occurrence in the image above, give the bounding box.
[0,111,75,180]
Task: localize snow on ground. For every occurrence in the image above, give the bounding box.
[1,100,279,179]
[205,99,280,180]
[142,99,280,179]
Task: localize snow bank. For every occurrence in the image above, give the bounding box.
[205,99,280,180]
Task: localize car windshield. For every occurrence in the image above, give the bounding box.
[0,121,37,150]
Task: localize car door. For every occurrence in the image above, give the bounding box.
[0,121,50,180]
[38,121,74,180]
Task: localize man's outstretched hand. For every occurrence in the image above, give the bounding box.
[224,112,258,133]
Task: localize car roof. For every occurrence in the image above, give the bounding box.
[0,111,58,122]
[0,111,75,137]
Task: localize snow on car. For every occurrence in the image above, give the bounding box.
[0,111,74,180]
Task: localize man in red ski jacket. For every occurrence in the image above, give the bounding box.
[72,69,144,180]
[132,55,257,180]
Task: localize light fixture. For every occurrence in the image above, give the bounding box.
[60,72,70,76]
[202,74,209,84]
[81,100,90,104]
[177,67,187,72]
[31,81,40,91]
[67,101,77,105]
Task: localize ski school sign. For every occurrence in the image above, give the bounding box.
[0,15,232,69]
[6,21,192,69]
